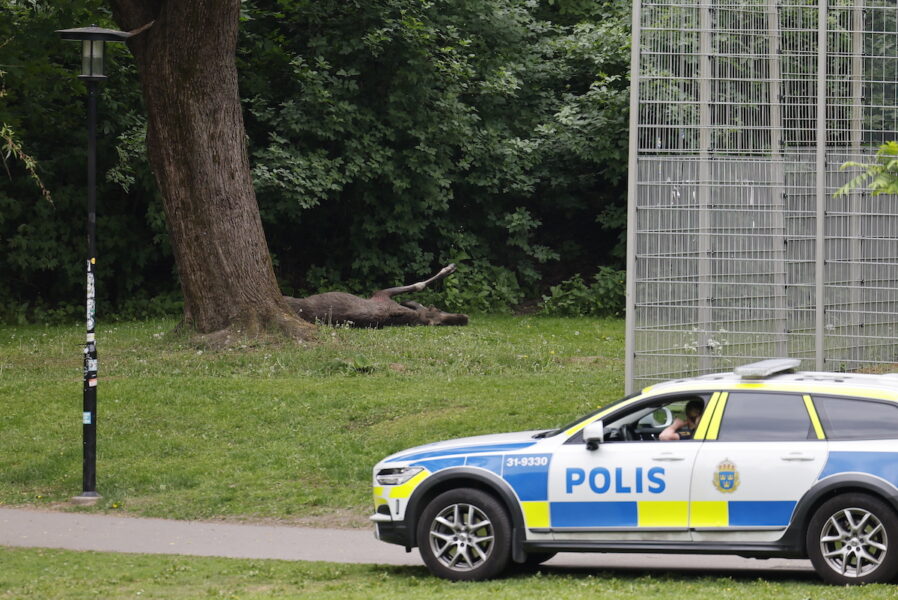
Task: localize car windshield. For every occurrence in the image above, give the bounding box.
[532,391,642,438]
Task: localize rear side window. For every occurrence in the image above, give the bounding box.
[717,392,814,441]
[813,396,898,441]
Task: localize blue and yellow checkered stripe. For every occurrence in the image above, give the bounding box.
[519,500,797,529]
[408,451,798,529]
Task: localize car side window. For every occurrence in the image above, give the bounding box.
[717,392,814,441]
[813,395,898,440]
[565,394,711,444]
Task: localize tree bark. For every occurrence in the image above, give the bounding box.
[110,0,315,344]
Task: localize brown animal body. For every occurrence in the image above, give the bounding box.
[284,265,468,328]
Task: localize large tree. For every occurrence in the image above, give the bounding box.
[109,0,315,343]
[0,2,631,320]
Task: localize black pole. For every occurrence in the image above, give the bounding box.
[81,78,99,499]
[56,27,130,506]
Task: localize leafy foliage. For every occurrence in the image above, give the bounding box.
[416,259,526,313]
[239,0,631,302]
[540,266,625,317]
[0,124,51,203]
[836,141,898,197]
[0,0,631,321]
[0,2,172,323]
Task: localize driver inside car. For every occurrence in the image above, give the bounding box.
[659,398,705,441]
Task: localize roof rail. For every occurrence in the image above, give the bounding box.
[734,358,801,379]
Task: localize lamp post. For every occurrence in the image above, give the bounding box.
[56,25,130,505]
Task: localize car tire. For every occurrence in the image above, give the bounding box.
[416,488,511,581]
[806,493,898,585]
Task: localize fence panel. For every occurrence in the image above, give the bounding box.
[627,0,898,391]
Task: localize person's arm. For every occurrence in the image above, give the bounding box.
[659,417,686,441]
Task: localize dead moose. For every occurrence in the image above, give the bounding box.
[284,264,468,328]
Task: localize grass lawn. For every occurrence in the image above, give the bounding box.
[0,315,624,524]
[4,547,898,600]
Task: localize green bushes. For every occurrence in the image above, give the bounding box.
[0,1,631,322]
[404,260,520,314]
[240,0,631,305]
[540,267,625,317]
[0,2,173,325]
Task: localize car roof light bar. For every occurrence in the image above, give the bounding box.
[734,358,801,379]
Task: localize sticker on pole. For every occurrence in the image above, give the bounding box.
[83,412,92,425]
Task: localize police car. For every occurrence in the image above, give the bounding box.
[371,359,898,584]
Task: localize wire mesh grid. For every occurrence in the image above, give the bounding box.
[627,0,898,391]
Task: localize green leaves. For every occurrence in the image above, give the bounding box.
[540,267,625,317]
[240,0,631,300]
[0,0,633,320]
[0,122,51,203]
[836,142,898,198]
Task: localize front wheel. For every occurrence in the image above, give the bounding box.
[806,493,898,584]
[416,488,511,581]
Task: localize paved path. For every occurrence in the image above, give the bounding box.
[0,507,815,576]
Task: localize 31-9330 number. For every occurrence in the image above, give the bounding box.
[505,456,549,468]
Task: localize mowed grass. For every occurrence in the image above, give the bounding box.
[0,315,624,523]
[5,547,898,600]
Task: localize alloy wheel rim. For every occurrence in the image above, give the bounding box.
[820,507,888,578]
[428,502,495,571]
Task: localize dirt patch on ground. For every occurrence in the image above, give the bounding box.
[565,355,616,366]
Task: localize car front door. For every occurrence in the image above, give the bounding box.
[546,395,708,542]
[689,391,828,542]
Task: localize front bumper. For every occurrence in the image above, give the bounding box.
[371,513,411,547]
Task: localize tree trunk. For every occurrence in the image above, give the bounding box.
[110,0,315,344]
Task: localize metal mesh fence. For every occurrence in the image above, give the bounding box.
[626,0,898,391]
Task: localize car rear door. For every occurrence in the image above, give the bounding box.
[688,391,827,541]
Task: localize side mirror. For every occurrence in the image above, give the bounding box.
[583,420,604,451]
[652,407,674,428]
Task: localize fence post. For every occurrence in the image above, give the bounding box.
[814,0,828,371]
[624,0,643,394]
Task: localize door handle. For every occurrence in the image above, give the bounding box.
[652,453,685,462]
[781,453,815,462]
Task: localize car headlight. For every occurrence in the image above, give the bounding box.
[376,466,424,486]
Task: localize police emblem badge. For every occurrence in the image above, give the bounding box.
[713,459,740,493]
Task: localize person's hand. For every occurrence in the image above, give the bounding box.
[660,417,685,441]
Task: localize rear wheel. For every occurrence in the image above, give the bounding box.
[416,488,511,581]
[806,493,898,585]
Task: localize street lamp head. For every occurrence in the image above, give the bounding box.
[56,25,131,80]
